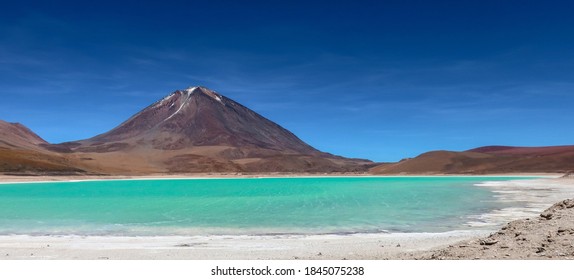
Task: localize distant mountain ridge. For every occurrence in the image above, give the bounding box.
[0,121,84,174]
[467,145,574,156]
[371,145,574,174]
[2,87,573,175]
[0,120,47,149]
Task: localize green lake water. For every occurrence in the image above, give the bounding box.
[0,177,533,236]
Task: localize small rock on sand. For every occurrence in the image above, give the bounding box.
[479,239,498,246]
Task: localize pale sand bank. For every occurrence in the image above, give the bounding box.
[0,231,487,260]
[0,176,572,260]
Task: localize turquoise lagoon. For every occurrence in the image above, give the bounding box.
[0,177,533,236]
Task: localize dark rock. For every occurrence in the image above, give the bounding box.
[536,247,545,253]
[540,213,553,220]
[479,239,499,246]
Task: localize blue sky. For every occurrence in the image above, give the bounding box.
[1,0,573,162]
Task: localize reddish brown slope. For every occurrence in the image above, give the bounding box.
[0,120,47,150]
[0,148,86,174]
[371,145,574,174]
[468,145,574,156]
[0,121,87,174]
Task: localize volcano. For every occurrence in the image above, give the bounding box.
[54,86,372,174]
[77,86,318,154]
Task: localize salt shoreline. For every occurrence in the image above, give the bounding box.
[0,230,490,260]
[0,175,572,259]
[471,178,574,226]
[0,173,558,184]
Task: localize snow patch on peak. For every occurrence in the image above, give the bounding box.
[198,87,224,104]
[185,86,198,95]
[163,90,193,122]
[155,93,176,107]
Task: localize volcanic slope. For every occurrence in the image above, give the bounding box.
[59,86,372,174]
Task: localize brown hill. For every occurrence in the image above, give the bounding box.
[0,120,47,150]
[0,148,87,175]
[468,145,574,156]
[44,86,372,174]
[0,121,86,175]
[371,145,574,174]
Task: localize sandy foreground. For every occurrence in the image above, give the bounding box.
[0,175,572,260]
